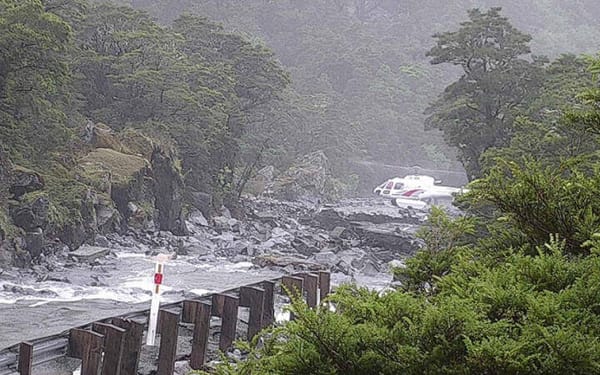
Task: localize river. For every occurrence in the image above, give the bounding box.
[0,197,413,348]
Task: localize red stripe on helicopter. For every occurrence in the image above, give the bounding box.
[402,189,424,197]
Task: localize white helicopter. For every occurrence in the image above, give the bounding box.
[373,174,466,207]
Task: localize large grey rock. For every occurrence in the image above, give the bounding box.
[9,167,44,198]
[94,235,111,247]
[252,254,325,271]
[291,237,319,256]
[188,210,209,227]
[311,251,339,266]
[151,148,188,236]
[245,165,276,196]
[69,245,111,263]
[352,222,419,255]
[272,151,331,201]
[25,228,44,258]
[188,190,213,218]
[11,195,49,231]
[313,208,349,231]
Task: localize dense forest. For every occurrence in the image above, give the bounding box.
[122,0,600,177]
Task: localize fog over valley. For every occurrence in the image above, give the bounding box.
[2,1,600,373]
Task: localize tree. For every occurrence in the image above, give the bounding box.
[478,54,597,172]
[0,0,73,161]
[425,7,544,179]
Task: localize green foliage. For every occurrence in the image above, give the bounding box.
[209,235,600,374]
[0,0,75,162]
[482,54,597,169]
[467,159,600,254]
[394,207,476,293]
[425,7,544,179]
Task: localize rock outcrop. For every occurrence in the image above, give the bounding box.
[8,166,44,199]
[0,122,191,266]
[152,148,188,236]
[272,151,330,201]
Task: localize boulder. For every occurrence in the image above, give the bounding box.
[313,208,349,231]
[59,222,88,250]
[9,166,44,199]
[352,222,419,254]
[311,251,339,266]
[94,235,111,247]
[79,148,152,228]
[272,151,331,201]
[82,122,124,151]
[24,228,44,258]
[291,237,319,256]
[252,254,325,271]
[188,190,213,219]
[188,210,209,227]
[151,147,188,236]
[245,165,275,196]
[69,245,111,263]
[11,194,49,231]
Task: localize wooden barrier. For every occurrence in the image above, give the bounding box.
[261,281,275,327]
[68,329,104,375]
[111,318,143,375]
[1,274,329,374]
[239,286,265,340]
[219,295,240,351]
[157,309,180,375]
[211,294,226,317]
[18,342,33,375]
[182,300,198,323]
[281,276,304,320]
[319,271,331,301]
[92,322,126,375]
[190,302,211,370]
[281,276,304,299]
[295,273,318,308]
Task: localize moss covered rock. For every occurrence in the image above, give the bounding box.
[9,165,44,199]
[79,148,148,188]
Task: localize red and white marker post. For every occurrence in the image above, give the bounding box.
[146,257,166,346]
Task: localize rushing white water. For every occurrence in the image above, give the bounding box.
[0,251,282,347]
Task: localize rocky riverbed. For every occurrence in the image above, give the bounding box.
[0,196,430,348]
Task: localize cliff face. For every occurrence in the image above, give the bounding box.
[0,124,188,267]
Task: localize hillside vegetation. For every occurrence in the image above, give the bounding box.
[121,0,600,175]
[0,0,292,264]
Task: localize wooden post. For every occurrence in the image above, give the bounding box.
[157,309,179,375]
[319,271,331,301]
[239,286,265,340]
[281,276,304,299]
[296,273,318,308]
[281,276,304,320]
[182,300,198,323]
[92,322,126,375]
[261,280,275,327]
[219,295,239,352]
[211,294,226,317]
[190,302,211,370]
[68,329,104,375]
[111,318,144,375]
[18,342,33,375]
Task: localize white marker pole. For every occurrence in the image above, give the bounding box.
[146,260,164,346]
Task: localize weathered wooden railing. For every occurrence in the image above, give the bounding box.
[0,271,331,375]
